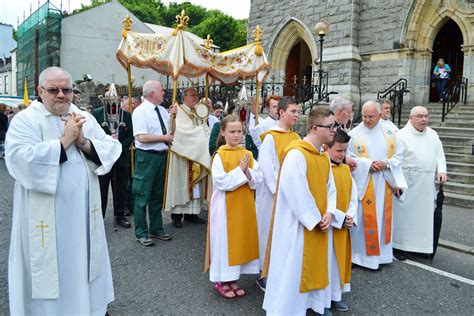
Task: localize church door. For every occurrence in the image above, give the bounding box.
[430,19,464,102]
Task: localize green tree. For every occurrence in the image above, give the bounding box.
[190,11,247,51]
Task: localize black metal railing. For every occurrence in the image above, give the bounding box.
[442,77,468,122]
[161,74,335,113]
[376,78,409,126]
[92,75,336,113]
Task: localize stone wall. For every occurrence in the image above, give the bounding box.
[358,0,410,53]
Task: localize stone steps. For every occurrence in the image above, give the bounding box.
[445,153,474,164]
[444,181,474,196]
[443,144,473,155]
[433,127,474,137]
[436,122,474,128]
[439,135,473,146]
[443,191,474,208]
[447,161,474,173]
[447,171,474,185]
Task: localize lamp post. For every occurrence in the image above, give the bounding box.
[314,21,329,101]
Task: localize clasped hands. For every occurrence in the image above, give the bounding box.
[239,153,252,180]
[370,160,388,172]
[317,213,333,232]
[60,112,88,150]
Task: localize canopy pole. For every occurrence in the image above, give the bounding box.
[255,82,260,125]
[170,80,178,135]
[205,74,209,103]
[127,62,135,176]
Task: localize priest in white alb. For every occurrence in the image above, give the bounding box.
[393,106,447,260]
[348,101,407,270]
[164,87,211,227]
[5,67,121,315]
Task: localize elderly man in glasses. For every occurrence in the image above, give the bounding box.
[347,101,407,271]
[5,67,121,315]
[164,87,211,228]
[392,106,447,261]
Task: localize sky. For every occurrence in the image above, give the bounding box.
[0,0,251,27]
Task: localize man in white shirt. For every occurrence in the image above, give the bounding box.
[132,80,174,246]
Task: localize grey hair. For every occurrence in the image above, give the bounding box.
[380,98,392,107]
[329,96,353,112]
[39,67,73,87]
[362,100,382,113]
[182,87,198,98]
[410,106,428,116]
[142,80,161,98]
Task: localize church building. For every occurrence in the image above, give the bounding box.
[248,0,474,105]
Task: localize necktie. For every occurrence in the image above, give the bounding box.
[155,106,167,135]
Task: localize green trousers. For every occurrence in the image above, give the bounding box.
[132,149,168,239]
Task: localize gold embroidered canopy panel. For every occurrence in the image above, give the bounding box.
[116,29,269,83]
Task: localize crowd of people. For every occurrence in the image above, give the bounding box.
[4,66,447,315]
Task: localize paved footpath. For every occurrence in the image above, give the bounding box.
[1,160,473,315]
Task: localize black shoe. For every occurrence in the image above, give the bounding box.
[393,249,407,261]
[149,233,172,241]
[172,220,183,228]
[256,276,267,292]
[184,215,206,224]
[116,217,131,228]
[124,209,133,217]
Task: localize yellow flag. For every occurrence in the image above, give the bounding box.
[23,78,30,106]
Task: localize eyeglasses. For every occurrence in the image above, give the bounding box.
[42,87,73,95]
[185,94,199,98]
[314,124,336,131]
[412,114,429,119]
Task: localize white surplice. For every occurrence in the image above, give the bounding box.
[209,153,263,282]
[330,171,359,301]
[254,115,279,149]
[5,101,121,315]
[255,126,283,268]
[348,122,407,270]
[263,147,342,316]
[249,112,264,149]
[393,122,446,253]
[381,118,399,132]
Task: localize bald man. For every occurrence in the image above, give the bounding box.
[393,106,447,261]
[132,80,174,246]
[347,101,407,270]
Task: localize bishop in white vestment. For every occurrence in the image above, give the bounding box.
[348,101,407,270]
[393,106,447,254]
[164,88,211,225]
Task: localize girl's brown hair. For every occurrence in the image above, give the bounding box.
[216,114,241,148]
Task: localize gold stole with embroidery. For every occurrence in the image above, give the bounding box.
[354,126,395,256]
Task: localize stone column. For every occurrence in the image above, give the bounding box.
[461,44,474,102]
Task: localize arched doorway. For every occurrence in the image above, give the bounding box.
[284,40,312,96]
[429,19,464,102]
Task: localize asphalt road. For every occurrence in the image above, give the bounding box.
[0,159,473,315]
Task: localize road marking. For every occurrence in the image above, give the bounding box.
[404,259,474,286]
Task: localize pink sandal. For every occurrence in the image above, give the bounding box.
[228,281,246,297]
[213,282,236,299]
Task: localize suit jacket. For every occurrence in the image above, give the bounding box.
[92,107,133,167]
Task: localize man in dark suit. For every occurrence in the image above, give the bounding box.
[92,83,133,228]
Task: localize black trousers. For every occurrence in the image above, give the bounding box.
[99,161,126,218]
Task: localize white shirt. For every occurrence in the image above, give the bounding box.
[132,99,169,151]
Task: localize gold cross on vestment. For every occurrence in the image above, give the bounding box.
[36,220,48,248]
